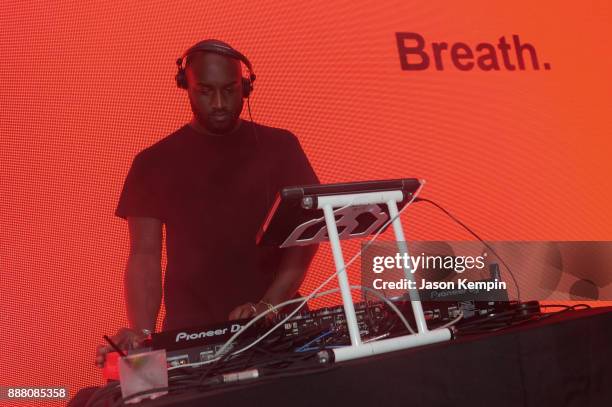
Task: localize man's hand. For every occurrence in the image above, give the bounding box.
[95,327,147,368]
[228,302,269,321]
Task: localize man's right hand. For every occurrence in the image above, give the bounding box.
[95,328,147,368]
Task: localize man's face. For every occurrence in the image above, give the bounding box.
[185,52,244,134]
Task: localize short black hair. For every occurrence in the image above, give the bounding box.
[185,51,242,74]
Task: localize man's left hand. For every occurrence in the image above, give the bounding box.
[228,302,268,320]
[228,302,257,320]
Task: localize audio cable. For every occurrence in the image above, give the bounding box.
[414,197,521,301]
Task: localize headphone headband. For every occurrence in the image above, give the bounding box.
[176,40,256,86]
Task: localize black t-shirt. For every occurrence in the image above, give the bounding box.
[115,120,319,330]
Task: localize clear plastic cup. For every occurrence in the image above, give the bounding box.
[118,349,168,403]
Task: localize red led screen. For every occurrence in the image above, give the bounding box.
[1,0,611,401]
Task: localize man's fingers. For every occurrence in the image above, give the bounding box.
[95,355,105,367]
[239,306,255,319]
[129,336,143,350]
[113,328,139,349]
[228,308,240,320]
[229,305,248,320]
[114,329,132,346]
[229,303,259,321]
[95,345,109,367]
[96,328,145,368]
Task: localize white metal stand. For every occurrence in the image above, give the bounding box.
[317,190,451,363]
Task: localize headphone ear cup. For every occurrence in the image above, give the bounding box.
[242,77,252,98]
[176,68,188,89]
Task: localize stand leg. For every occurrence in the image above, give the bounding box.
[332,328,451,362]
[386,199,429,333]
[314,191,452,363]
[322,204,362,347]
[331,198,452,363]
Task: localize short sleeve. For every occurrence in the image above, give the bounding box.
[115,152,165,221]
[277,132,320,188]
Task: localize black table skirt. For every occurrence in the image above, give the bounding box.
[139,306,612,407]
[73,307,612,407]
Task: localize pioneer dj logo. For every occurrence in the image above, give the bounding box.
[175,324,243,342]
[395,32,551,71]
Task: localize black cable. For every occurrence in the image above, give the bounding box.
[537,303,591,321]
[414,197,521,301]
[246,95,257,141]
[194,335,323,386]
[194,324,278,384]
[214,348,319,373]
[197,348,237,386]
[84,382,121,407]
[119,351,322,406]
[456,303,591,336]
[102,302,594,405]
[113,359,337,406]
[111,372,224,406]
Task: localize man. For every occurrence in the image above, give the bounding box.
[95,39,319,367]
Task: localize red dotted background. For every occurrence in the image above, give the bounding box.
[1,0,611,401]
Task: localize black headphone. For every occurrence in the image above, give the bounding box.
[175,39,256,98]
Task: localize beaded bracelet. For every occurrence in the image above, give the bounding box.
[258,300,278,315]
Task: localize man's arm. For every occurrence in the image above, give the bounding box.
[96,217,162,367]
[229,244,318,320]
[124,216,163,332]
[229,131,320,320]
[261,245,318,306]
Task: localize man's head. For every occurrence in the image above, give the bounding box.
[184,48,245,135]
